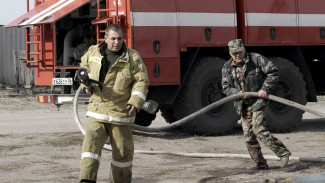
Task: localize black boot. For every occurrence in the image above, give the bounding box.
[80,179,96,183]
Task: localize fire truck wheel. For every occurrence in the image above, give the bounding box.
[134,110,156,127]
[173,57,240,135]
[266,57,307,131]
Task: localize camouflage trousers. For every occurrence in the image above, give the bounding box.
[241,105,291,167]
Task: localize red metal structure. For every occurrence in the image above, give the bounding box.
[6,0,325,135]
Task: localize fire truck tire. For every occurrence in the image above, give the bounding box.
[134,110,156,127]
[266,57,307,131]
[173,57,239,135]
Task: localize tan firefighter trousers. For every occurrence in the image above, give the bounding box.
[78,117,134,183]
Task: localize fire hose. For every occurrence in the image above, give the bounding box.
[73,87,325,163]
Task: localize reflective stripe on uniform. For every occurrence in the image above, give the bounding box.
[81,152,101,161]
[111,160,133,168]
[131,91,146,101]
[89,56,102,64]
[86,111,135,123]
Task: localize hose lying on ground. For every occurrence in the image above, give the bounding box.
[73,87,325,163]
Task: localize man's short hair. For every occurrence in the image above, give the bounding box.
[105,24,123,36]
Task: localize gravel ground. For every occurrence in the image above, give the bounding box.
[0,88,325,183]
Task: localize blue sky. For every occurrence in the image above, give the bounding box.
[0,0,34,25]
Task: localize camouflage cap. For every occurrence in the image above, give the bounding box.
[228,39,244,53]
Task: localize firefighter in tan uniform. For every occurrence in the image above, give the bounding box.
[78,24,149,183]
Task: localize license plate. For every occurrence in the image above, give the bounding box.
[52,78,73,85]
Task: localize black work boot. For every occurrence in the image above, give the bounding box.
[246,164,268,170]
[80,179,96,183]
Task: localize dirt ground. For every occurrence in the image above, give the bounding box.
[0,88,325,183]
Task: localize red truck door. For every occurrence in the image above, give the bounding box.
[298,0,325,44]
[131,0,180,85]
[244,0,298,45]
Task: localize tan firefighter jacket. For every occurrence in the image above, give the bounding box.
[80,42,149,125]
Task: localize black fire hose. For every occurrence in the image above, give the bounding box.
[73,87,325,163]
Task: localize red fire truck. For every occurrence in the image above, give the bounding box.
[6,0,325,135]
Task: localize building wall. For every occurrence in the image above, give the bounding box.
[0,25,33,87]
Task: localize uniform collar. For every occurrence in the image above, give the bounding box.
[117,42,129,63]
[98,41,129,63]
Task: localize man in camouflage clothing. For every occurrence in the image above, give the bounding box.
[221,39,291,170]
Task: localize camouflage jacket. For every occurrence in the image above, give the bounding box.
[221,52,279,114]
